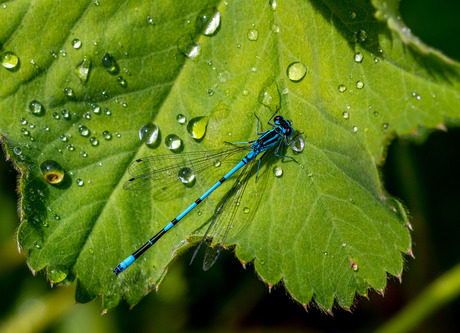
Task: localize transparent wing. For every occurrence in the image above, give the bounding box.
[189,157,257,270]
[123,146,250,191]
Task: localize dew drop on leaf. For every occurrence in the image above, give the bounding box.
[29,100,45,116]
[40,160,65,184]
[48,266,68,283]
[117,76,127,87]
[291,133,305,152]
[217,70,231,83]
[269,0,277,11]
[338,85,347,93]
[89,137,99,146]
[178,167,196,185]
[195,7,221,36]
[286,62,307,82]
[258,79,280,111]
[102,130,112,140]
[243,207,250,214]
[273,166,283,177]
[1,51,19,70]
[76,178,84,186]
[176,114,186,124]
[101,53,119,74]
[165,134,182,151]
[72,38,82,49]
[78,125,90,137]
[13,147,22,155]
[186,116,208,140]
[139,123,159,146]
[247,29,258,41]
[75,56,91,83]
[356,81,364,89]
[177,34,201,60]
[354,52,364,63]
[343,111,350,119]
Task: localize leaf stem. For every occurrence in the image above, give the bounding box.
[376,263,460,333]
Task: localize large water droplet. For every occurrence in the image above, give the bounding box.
[29,100,45,116]
[139,123,159,146]
[75,56,91,83]
[176,114,187,124]
[165,134,182,151]
[287,62,307,82]
[258,79,280,111]
[195,7,221,36]
[178,167,196,184]
[186,116,208,140]
[47,266,68,283]
[101,53,119,75]
[40,160,65,184]
[76,178,84,186]
[78,125,90,137]
[247,29,259,41]
[1,52,19,70]
[354,52,364,63]
[13,147,22,155]
[291,133,305,152]
[177,35,201,60]
[273,166,283,177]
[72,38,82,49]
[269,0,277,10]
[356,81,364,89]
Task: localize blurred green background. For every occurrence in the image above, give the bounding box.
[1,1,460,332]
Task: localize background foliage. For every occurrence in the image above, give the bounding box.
[1,0,460,332]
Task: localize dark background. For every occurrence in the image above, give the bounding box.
[1,1,459,332]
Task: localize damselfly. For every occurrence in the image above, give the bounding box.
[113,112,298,275]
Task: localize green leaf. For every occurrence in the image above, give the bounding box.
[1,0,459,311]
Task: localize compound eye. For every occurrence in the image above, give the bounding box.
[285,127,292,136]
[274,115,282,124]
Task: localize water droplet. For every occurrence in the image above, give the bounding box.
[139,123,159,146]
[242,89,249,96]
[61,109,71,119]
[356,81,364,89]
[343,111,350,119]
[80,151,88,158]
[287,62,307,82]
[89,137,99,146]
[177,34,201,60]
[60,134,68,142]
[101,53,119,74]
[48,266,68,283]
[89,248,94,255]
[40,160,65,184]
[63,87,74,98]
[102,130,112,140]
[176,114,187,124]
[187,116,208,140]
[76,178,84,186]
[78,125,90,137]
[51,112,60,120]
[67,144,75,151]
[353,126,358,133]
[33,241,41,249]
[75,56,91,83]
[117,76,127,87]
[271,24,280,33]
[21,128,30,136]
[60,49,67,57]
[217,70,231,83]
[273,166,283,177]
[349,11,356,20]
[53,214,60,220]
[19,118,27,125]
[247,29,258,41]
[342,242,347,247]
[1,52,19,70]
[29,100,45,116]
[382,122,389,132]
[354,52,364,63]
[358,29,367,42]
[323,251,328,255]
[269,0,277,10]
[92,105,101,115]
[178,167,196,184]
[214,160,221,167]
[291,134,305,152]
[258,79,280,111]
[165,134,182,151]
[104,108,111,116]
[197,210,202,216]
[338,85,347,93]
[13,147,22,155]
[243,207,250,214]
[207,88,214,96]
[195,7,221,36]
[72,38,82,49]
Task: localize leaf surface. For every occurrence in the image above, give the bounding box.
[1,0,459,311]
